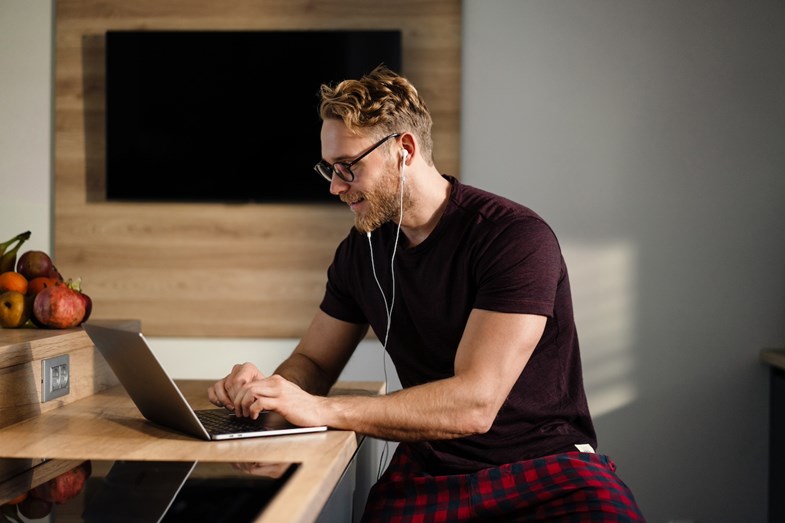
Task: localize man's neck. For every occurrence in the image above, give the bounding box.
[399,170,452,248]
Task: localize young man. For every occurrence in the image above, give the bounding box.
[209,66,644,521]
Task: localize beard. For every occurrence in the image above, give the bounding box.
[341,164,408,233]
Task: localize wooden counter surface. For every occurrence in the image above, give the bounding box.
[0,325,126,429]
[0,320,139,367]
[0,327,383,523]
[0,379,383,523]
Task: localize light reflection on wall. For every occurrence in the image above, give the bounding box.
[564,241,638,417]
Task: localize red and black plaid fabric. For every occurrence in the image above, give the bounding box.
[361,444,644,522]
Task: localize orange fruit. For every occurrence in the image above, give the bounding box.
[0,271,28,295]
[27,276,63,296]
[5,490,28,504]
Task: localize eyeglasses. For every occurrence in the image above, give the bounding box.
[314,133,401,183]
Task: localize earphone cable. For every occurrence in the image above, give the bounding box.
[367,158,407,480]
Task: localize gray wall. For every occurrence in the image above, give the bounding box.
[462,1,785,522]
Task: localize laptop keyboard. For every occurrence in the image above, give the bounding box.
[195,409,266,434]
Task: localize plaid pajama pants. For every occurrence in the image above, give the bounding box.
[361,444,645,522]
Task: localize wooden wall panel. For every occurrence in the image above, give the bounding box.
[54,0,461,337]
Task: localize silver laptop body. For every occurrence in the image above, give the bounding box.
[83,322,327,440]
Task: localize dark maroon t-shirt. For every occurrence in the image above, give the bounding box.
[320,176,596,475]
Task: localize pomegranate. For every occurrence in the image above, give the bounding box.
[29,461,91,504]
[33,285,86,328]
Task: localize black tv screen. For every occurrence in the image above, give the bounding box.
[105,30,402,203]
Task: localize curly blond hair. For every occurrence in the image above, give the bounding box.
[318,65,434,165]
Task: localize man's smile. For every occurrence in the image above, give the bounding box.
[341,194,366,211]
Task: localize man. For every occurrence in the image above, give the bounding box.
[209,66,643,521]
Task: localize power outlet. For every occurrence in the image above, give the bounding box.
[42,354,70,402]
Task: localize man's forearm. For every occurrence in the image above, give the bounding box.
[274,352,337,397]
[320,376,497,442]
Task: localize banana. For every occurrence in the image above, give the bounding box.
[0,231,31,273]
[0,231,31,256]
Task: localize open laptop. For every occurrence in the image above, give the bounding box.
[83,323,327,440]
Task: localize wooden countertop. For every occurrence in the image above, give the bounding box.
[0,320,140,367]
[0,379,383,523]
[0,326,383,523]
[0,327,93,367]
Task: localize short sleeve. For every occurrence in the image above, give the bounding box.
[472,217,563,317]
[319,234,369,324]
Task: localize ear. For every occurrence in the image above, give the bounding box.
[399,133,416,164]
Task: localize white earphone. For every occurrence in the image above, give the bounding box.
[367,146,408,480]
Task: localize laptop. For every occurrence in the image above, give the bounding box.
[83,323,328,440]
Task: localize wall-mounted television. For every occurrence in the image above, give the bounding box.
[105,30,402,203]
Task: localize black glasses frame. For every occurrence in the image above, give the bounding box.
[314,133,401,183]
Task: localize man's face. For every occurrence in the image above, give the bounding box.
[320,120,406,233]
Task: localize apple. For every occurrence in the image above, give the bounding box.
[16,251,63,281]
[77,292,92,324]
[0,290,30,328]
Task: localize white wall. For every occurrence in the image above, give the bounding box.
[0,0,53,254]
[462,1,785,522]
[149,336,399,391]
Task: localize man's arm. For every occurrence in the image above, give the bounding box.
[208,309,367,410]
[273,310,369,396]
[229,309,546,440]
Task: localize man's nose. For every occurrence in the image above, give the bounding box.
[330,176,350,195]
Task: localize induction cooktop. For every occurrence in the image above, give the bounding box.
[0,458,298,522]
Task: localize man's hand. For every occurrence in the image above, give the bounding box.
[231,374,327,427]
[209,365,327,427]
[207,362,266,411]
